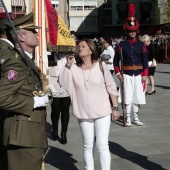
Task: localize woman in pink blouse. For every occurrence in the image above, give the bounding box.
[59,39,120,170]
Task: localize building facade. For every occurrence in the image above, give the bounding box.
[101,0,170,36]
[0,0,27,18]
[51,0,70,27]
[1,0,170,36]
[68,0,104,36]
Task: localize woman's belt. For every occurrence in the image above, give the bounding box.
[123,65,143,71]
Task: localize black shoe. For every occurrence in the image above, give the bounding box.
[60,132,67,144]
[148,90,156,95]
[53,131,59,141]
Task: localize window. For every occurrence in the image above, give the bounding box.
[77,6,83,10]
[70,0,97,11]
[104,0,112,8]
[117,2,128,24]
[53,4,59,9]
[52,0,59,9]
[140,2,151,11]
[84,6,96,10]
[140,2,151,23]
[103,11,112,25]
[70,6,76,10]
[117,3,128,12]
[12,6,23,13]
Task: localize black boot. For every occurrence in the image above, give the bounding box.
[60,132,67,144]
[52,129,59,141]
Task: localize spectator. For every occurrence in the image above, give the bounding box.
[59,39,120,169]
[48,53,71,144]
[100,38,115,75]
[70,30,78,46]
[141,35,156,95]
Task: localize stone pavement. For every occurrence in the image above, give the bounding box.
[44,63,170,170]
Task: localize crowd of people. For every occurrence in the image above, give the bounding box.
[0,3,162,170]
[92,33,170,64]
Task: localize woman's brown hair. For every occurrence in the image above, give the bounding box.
[76,39,98,67]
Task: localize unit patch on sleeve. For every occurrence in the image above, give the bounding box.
[8,70,18,81]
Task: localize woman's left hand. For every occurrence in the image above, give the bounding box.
[112,110,120,121]
[142,76,147,82]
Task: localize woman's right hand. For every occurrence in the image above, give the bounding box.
[112,110,120,121]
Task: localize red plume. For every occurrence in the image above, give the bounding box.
[128,4,135,17]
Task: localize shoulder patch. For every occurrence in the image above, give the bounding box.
[8,70,18,81]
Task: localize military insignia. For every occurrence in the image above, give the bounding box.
[8,70,18,81]
[15,53,19,59]
[130,17,135,26]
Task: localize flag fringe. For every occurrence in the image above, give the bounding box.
[47,43,77,53]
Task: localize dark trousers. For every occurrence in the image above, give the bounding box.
[51,97,71,133]
[7,145,44,170]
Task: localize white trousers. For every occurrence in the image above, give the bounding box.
[78,114,111,170]
[118,74,146,104]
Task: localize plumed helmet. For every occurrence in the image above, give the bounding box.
[123,4,139,33]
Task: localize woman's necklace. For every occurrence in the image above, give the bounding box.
[82,65,92,90]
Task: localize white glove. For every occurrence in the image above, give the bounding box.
[33,94,49,108]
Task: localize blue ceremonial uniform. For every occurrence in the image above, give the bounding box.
[114,38,148,76]
[116,3,148,127]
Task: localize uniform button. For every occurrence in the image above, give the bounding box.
[28,118,31,120]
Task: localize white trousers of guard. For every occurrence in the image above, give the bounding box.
[118,74,146,105]
[78,114,111,170]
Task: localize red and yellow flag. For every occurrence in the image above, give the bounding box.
[45,0,76,52]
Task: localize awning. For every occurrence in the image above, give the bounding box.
[11,0,26,7]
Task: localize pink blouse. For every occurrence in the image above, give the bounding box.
[59,62,118,119]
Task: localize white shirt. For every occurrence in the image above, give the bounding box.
[24,51,33,59]
[100,45,115,71]
[49,57,69,98]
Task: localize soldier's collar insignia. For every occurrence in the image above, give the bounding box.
[15,53,19,59]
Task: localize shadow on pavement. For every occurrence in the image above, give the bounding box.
[156,71,170,74]
[45,145,78,170]
[46,122,53,140]
[112,116,124,127]
[155,85,170,89]
[109,142,167,170]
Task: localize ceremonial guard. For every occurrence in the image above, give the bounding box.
[114,4,148,127]
[0,13,48,170]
